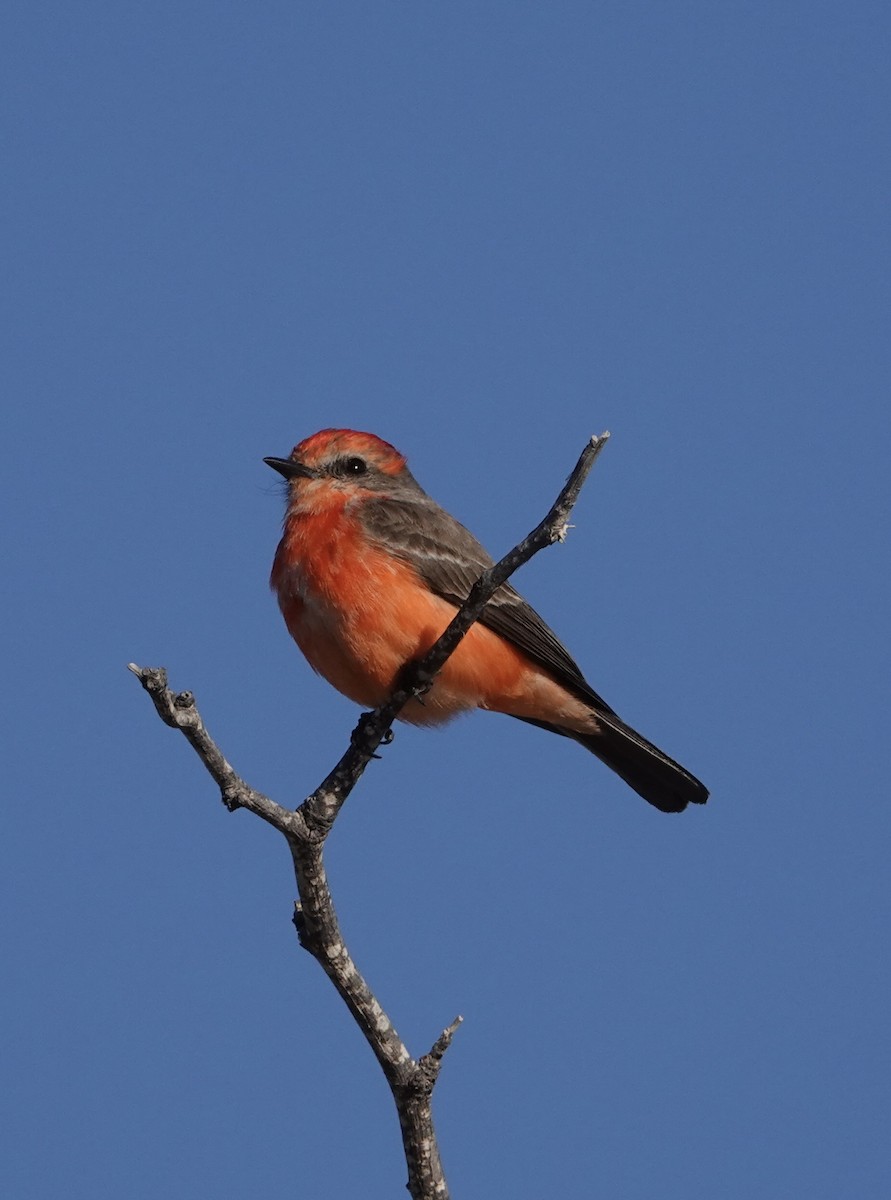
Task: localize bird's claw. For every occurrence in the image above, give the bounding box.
[350,712,395,758]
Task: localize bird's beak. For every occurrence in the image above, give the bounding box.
[264,456,316,480]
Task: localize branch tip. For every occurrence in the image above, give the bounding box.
[424,1014,464,1063]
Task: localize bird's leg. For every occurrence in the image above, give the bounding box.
[350,710,395,758]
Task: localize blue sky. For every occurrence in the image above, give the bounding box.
[3,2,889,1196]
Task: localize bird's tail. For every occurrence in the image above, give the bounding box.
[519,712,708,813]
[578,711,708,812]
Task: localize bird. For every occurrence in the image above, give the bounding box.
[265,429,708,813]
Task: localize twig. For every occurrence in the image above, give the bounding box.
[129,431,608,1200]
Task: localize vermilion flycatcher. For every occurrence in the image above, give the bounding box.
[266,429,708,813]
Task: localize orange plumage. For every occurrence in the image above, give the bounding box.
[267,429,708,813]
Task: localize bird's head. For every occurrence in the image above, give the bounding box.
[265,428,415,499]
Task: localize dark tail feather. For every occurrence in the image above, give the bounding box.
[516,713,709,813]
[577,711,708,812]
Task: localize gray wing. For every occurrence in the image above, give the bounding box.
[360,493,618,717]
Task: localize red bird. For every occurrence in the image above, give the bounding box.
[266,429,708,813]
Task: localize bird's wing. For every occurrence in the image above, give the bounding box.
[360,494,617,717]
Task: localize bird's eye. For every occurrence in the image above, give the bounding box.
[338,456,368,476]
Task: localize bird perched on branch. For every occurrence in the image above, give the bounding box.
[266,428,708,814]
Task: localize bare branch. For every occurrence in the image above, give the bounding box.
[129,433,609,1200]
[126,664,304,836]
